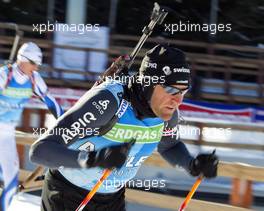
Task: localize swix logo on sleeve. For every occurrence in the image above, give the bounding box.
[92,100,109,114]
[62,112,97,144]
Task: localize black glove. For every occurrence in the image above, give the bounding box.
[87,139,135,169]
[189,151,219,178]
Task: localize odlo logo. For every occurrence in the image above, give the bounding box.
[99,100,109,110]
[92,100,109,114]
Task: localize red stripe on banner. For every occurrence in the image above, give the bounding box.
[180,104,251,117]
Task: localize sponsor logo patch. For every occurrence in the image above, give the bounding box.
[62,112,97,144]
[116,99,129,118]
[92,100,109,114]
[162,66,172,75]
[173,67,190,73]
[144,62,157,69]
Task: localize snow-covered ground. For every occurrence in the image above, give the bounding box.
[9,193,40,211]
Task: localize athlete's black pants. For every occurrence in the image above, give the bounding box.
[41,169,126,211]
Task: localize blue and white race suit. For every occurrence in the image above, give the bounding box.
[0,63,63,210]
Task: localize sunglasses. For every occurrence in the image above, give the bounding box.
[161,85,190,96]
[22,55,38,66]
